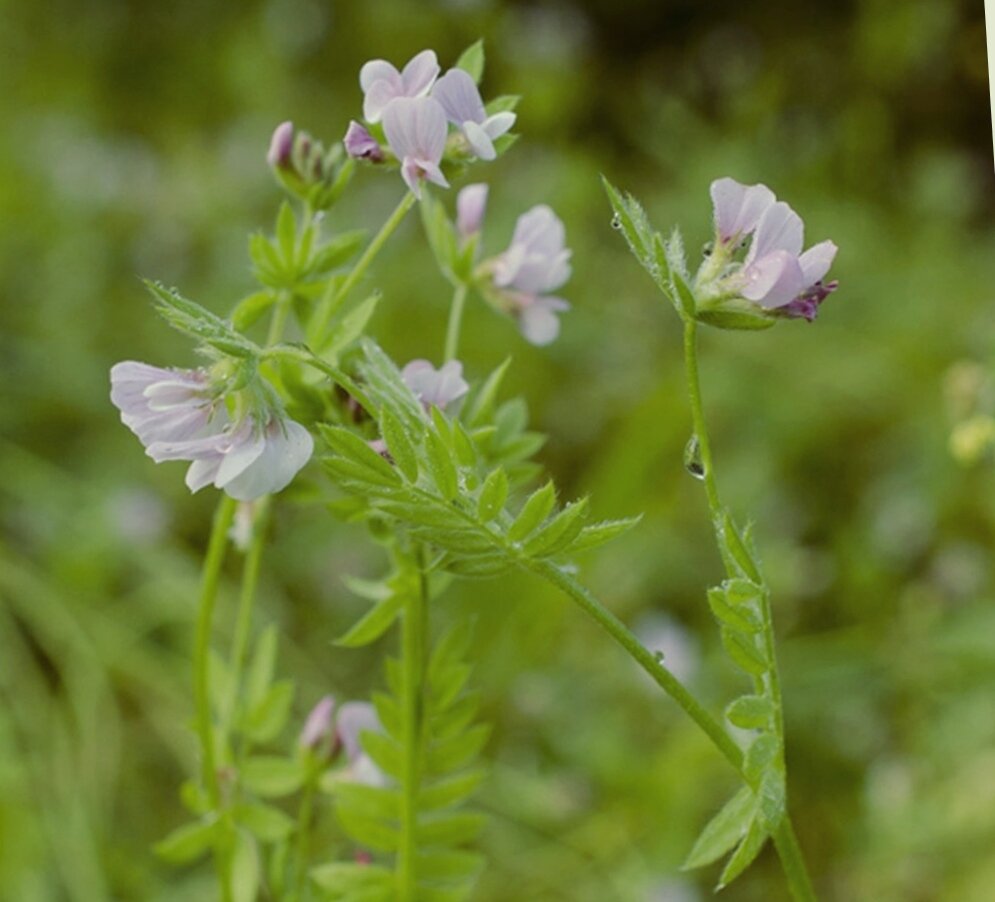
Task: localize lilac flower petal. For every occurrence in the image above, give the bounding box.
[300,695,336,749]
[482,111,515,140]
[746,201,804,265]
[463,121,496,160]
[146,431,230,463]
[267,121,294,169]
[432,68,485,124]
[510,205,566,258]
[710,178,775,243]
[363,79,401,123]
[492,242,527,287]
[359,59,399,92]
[336,701,381,764]
[520,297,569,346]
[401,359,469,410]
[798,240,838,285]
[382,97,446,166]
[400,50,440,97]
[400,158,424,198]
[742,250,807,308]
[419,160,450,190]
[186,457,223,493]
[221,419,314,501]
[456,183,488,237]
[213,425,267,489]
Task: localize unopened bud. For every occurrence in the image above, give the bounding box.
[267,121,295,169]
[299,695,337,752]
[343,121,385,163]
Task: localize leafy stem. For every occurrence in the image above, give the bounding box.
[312,191,417,349]
[398,545,429,900]
[444,282,468,362]
[682,318,815,901]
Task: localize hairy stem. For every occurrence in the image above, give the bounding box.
[682,318,816,901]
[443,282,468,362]
[312,191,417,349]
[397,549,429,900]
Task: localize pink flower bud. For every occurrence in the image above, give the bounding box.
[267,121,295,170]
[299,695,336,751]
[343,121,385,163]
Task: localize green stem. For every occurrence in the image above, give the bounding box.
[293,770,318,900]
[443,283,468,362]
[192,496,237,902]
[681,318,816,901]
[223,499,271,734]
[193,495,237,807]
[312,191,417,349]
[267,292,293,348]
[527,558,742,767]
[397,548,428,901]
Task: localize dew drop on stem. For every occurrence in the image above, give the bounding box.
[683,434,705,481]
[610,214,622,230]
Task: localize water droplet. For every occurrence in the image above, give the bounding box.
[610,214,622,230]
[702,240,714,258]
[683,435,705,481]
[653,650,665,663]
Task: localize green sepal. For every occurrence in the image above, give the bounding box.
[455,39,485,83]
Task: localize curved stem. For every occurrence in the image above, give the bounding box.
[526,558,742,768]
[293,770,318,900]
[397,548,429,901]
[443,283,468,362]
[312,191,417,349]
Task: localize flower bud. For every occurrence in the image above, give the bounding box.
[343,121,385,163]
[267,121,295,170]
[456,183,488,239]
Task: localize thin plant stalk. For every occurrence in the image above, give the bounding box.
[682,316,816,902]
[312,191,417,347]
[443,282,468,362]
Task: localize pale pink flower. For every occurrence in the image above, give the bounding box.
[381,96,450,199]
[300,695,336,750]
[360,49,440,123]
[431,68,515,161]
[710,177,775,245]
[401,359,469,411]
[492,205,572,345]
[336,701,386,787]
[457,183,488,239]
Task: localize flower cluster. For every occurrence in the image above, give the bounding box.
[299,696,385,786]
[110,362,313,502]
[703,177,838,321]
[343,50,516,198]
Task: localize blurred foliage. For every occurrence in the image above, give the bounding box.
[0,0,992,899]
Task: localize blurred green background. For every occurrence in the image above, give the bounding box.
[1,0,993,899]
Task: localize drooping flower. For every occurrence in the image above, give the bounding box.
[737,201,839,320]
[335,701,386,787]
[111,361,225,448]
[709,177,775,246]
[431,68,515,162]
[491,205,572,345]
[111,361,314,501]
[381,96,450,199]
[401,359,469,411]
[456,183,488,239]
[360,49,440,124]
[343,120,385,162]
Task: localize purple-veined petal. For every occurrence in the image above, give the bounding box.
[220,418,314,501]
[343,121,384,162]
[463,121,496,160]
[431,67,485,124]
[746,201,804,264]
[359,59,400,92]
[418,160,450,190]
[146,430,230,464]
[741,250,807,308]
[457,183,488,237]
[363,79,400,123]
[400,157,423,198]
[710,178,776,243]
[400,50,440,97]
[798,240,838,285]
[213,423,267,488]
[383,97,447,166]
